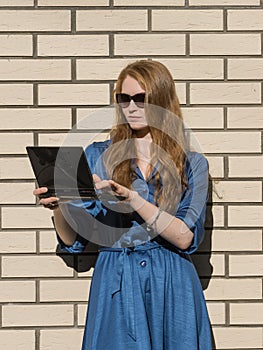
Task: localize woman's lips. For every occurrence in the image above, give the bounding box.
[128,116,142,120]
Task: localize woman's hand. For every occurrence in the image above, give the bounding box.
[33,187,59,210]
[93,174,134,201]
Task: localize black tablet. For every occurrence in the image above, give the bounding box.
[27,146,99,200]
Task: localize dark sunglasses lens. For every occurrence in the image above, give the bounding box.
[116,94,130,108]
[116,93,145,108]
[133,93,145,108]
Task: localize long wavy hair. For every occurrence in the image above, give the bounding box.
[103,60,188,213]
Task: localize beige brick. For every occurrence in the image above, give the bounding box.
[205,156,224,178]
[0,108,71,130]
[0,0,34,4]
[230,303,263,325]
[214,327,263,349]
[77,107,115,130]
[229,58,263,80]
[78,304,88,325]
[190,0,260,4]
[115,34,185,56]
[39,84,109,106]
[212,181,261,203]
[229,156,263,178]
[206,302,225,325]
[0,330,35,350]
[152,10,223,31]
[38,132,109,146]
[190,34,260,55]
[207,205,224,227]
[0,84,33,105]
[228,205,263,227]
[2,305,74,327]
[0,10,70,32]
[227,107,263,129]
[0,183,35,204]
[0,281,35,302]
[190,131,261,153]
[182,108,224,129]
[78,267,94,278]
[0,133,33,155]
[40,329,83,350]
[0,158,34,179]
[199,229,262,252]
[229,255,263,276]
[77,58,140,80]
[77,10,147,31]
[159,58,223,80]
[190,83,261,104]
[204,278,262,300]
[38,35,109,56]
[0,231,36,253]
[0,59,71,81]
[0,35,32,56]
[38,132,80,146]
[175,83,186,104]
[192,254,225,276]
[115,0,185,5]
[40,280,91,301]
[39,230,58,252]
[228,9,263,30]
[2,207,53,229]
[2,255,73,277]
[39,0,108,5]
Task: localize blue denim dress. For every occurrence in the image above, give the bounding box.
[58,140,212,350]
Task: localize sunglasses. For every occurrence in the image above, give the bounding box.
[116,93,146,108]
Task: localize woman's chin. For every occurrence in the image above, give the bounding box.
[129,124,150,137]
[128,122,148,130]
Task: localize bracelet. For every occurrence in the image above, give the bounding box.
[146,207,163,232]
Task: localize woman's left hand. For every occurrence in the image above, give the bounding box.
[93,174,134,201]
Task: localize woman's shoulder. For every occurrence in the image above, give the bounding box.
[85,139,111,155]
[185,150,209,173]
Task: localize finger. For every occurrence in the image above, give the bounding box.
[33,187,48,196]
[39,197,59,206]
[95,180,111,190]
[93,174,102,183]
[109,180,121,191]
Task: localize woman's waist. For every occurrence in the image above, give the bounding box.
[99,239,161,253]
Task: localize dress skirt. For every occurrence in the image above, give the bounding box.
[82,241,212,350]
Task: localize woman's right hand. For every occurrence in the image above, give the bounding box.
[33,187,60,210]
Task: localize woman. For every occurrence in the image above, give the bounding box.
[34,60,212,349]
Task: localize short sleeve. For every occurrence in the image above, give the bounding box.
[56,232,87,254]
[175,152,209,254]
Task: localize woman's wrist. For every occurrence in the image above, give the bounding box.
[128,190,145,211]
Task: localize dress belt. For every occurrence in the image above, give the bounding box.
[99,242,162,341]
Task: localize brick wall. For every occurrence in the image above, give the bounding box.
[0,1,262,349]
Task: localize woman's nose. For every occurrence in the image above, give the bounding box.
[127,99,138,111]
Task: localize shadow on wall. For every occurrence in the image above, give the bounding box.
[190,175,216,349]
[191,175,214,289]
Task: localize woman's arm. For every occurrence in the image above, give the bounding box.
[95,179,193,250]
[33,187,77,246]
[129,193,193,250]
[96,153,209,252]
[52,207,77,246]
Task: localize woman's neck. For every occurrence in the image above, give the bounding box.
[134,132,152,164]
[132,126,151,139]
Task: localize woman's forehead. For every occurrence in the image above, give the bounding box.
[121,75,145,94]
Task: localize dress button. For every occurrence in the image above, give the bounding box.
[140,260,147,267]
